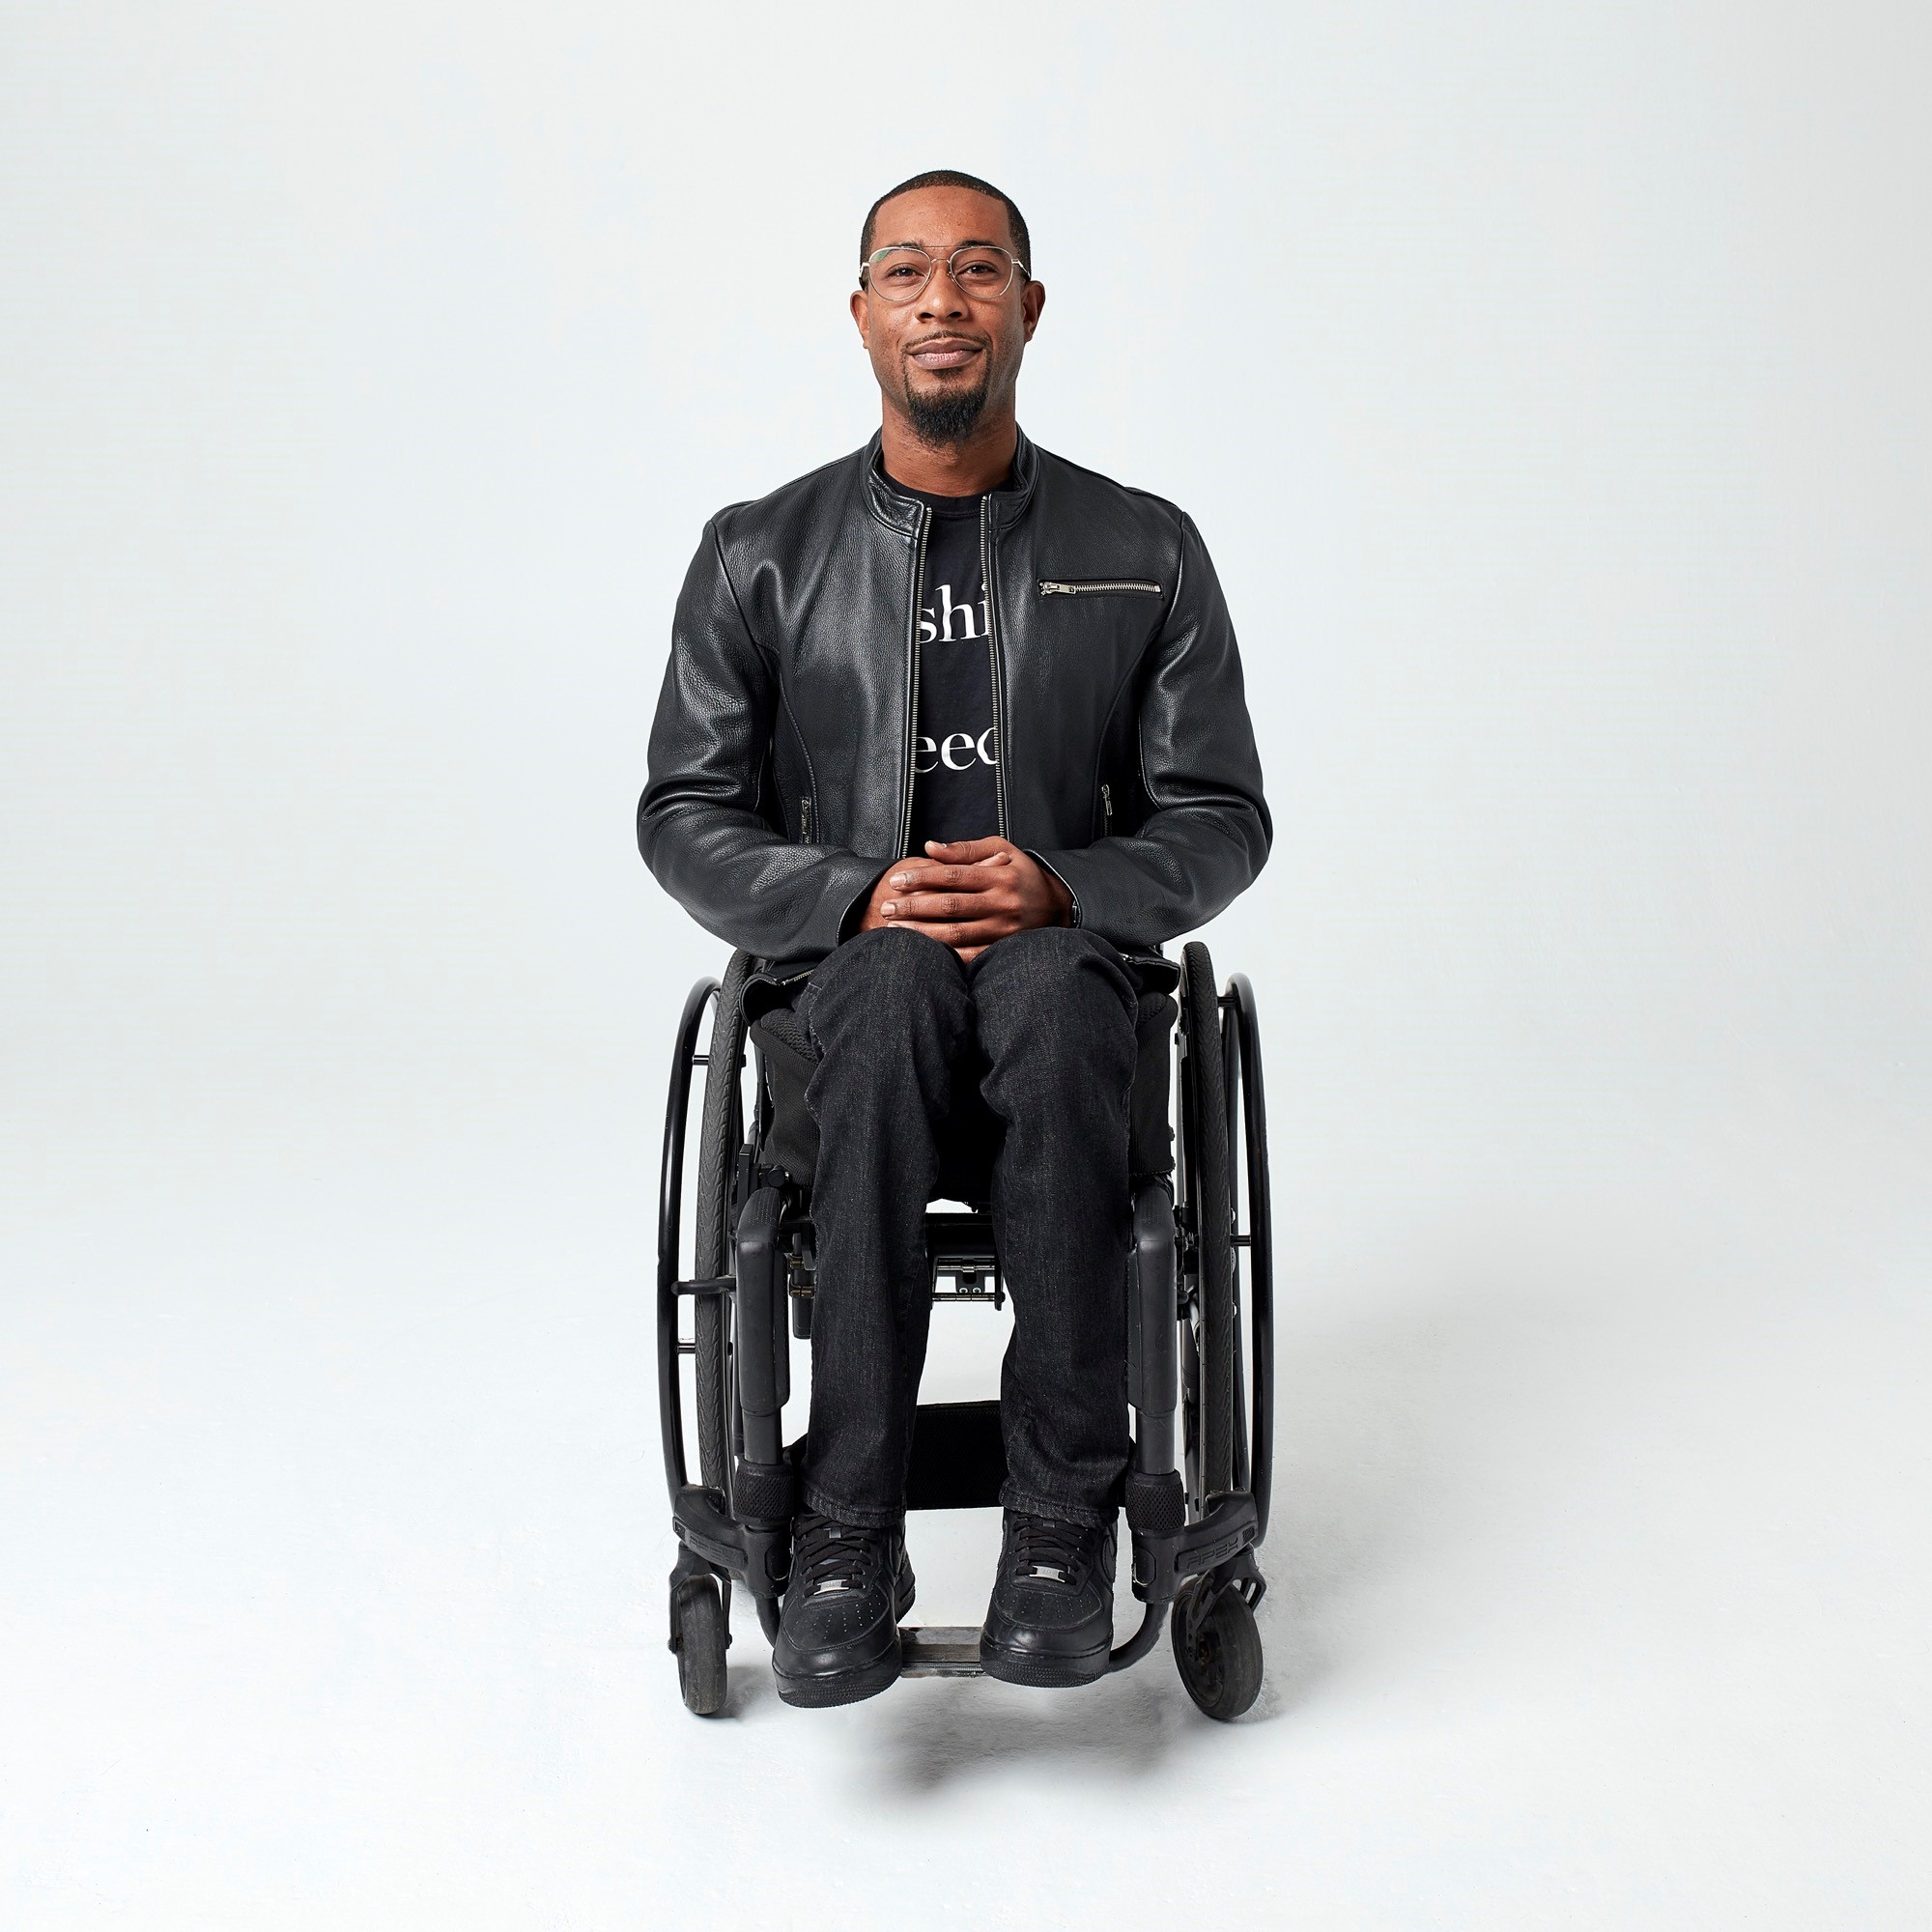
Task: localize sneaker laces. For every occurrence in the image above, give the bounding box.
[1009,1514,1094,1588]
[791,1512,888,1599]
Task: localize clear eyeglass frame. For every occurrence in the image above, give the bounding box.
[860,243,1028,305]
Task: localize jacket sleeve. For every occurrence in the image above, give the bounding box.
[638,521,885,959]
[1032,514,1271,949]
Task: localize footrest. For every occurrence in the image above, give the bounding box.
[1128,1490,1260,1601]
[899,1626,985,1678]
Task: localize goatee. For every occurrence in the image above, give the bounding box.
[904,374,991,448]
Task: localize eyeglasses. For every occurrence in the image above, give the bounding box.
[860,243,1028,305]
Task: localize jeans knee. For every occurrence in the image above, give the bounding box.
[805,924,967,1049]
[974,927,1134,1018]
[978,924,1120,980]
[828,924,963,996]
[971,928,1137,1076]
[987,924,1090,963]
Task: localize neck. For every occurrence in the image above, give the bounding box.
[878,399,1018,497]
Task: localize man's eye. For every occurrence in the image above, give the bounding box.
[872,251,930,286]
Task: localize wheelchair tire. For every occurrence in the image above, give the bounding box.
[671,1573,729,1718]
[1224,973,1276,1544]
[692,952,753,1496]
[1171,1573,1264,1721]
[1180,941,1237,1500]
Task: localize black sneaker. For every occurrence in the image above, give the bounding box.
[979,1509,1117,1688]
[772,1512,916,1708]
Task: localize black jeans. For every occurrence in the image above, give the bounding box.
[793,924,1140,1530]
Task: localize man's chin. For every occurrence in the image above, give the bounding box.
[903,376,992,449]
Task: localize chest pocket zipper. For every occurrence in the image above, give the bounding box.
[1101,781,1114,838]
[1039,578,1163,597]
[799,796,813,844]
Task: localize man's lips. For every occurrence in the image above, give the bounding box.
[907,337,984,370]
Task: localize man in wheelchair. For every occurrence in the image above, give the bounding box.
[639,171,1269,1707]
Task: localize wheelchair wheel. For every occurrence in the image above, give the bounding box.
[1179,941,1237,1500]
[670,1572,729,1718]
[1171,1572,1264,1721]
[1223,971,1276,1545]
[691,952,753,1496]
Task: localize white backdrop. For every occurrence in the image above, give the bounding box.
[3,4,1927,1926]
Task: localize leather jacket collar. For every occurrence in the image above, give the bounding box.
[862,424,1041,535]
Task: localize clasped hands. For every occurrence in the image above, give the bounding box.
[857,837,1072,962]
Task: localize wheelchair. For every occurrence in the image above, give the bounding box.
[656,937,1274,1721]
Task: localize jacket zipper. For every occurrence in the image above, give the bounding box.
[981,497,1011,838]
[1038,578,1162,597]
[799,795,813,843]
[895,506,932,857]
[1101,781,1113,837]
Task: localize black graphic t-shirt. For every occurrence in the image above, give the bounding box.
[899,481,1003,851]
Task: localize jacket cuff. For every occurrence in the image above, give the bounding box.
[838,864,895,943]
[1030,843,1156,948]
[1026,849,1083,929]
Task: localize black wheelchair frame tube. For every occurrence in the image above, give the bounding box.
[1128,1180,1179,1476]
[729,1184,796,1621]
[732,1186,789,1471]
[657,975,719,1504]
[1106,1177,1186,1671]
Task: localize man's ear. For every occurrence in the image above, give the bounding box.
[850,287,871,346]
[1021,280,1045,343]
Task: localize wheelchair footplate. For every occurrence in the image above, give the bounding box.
[897,1627,985,1678]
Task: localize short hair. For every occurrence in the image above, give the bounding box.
[860,170,1032,276]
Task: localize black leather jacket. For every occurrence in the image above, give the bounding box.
[639,429,1269,965]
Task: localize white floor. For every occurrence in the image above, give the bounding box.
[4,1097,1927,1929]
[8,2,1930,1918]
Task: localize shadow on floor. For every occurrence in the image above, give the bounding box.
[838,1276,1605,1791]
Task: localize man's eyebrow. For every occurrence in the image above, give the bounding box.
[872,237,1011,254]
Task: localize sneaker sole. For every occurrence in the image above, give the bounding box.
[774,1647,902,1708]
[978,1638,1112,1689]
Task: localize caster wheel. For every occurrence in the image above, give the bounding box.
[671,1574,729,1717]
[1171,1574,1264,1720]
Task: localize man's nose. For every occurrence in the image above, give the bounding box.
[916,262,970,323]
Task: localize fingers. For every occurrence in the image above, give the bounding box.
[923,837,1012,863]
[878,842,1021,929]
[887,863,1003,895]
[881,891,1019,923]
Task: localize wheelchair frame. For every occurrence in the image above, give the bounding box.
[655,940,1274,1720]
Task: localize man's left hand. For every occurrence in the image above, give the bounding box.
[878,838,1072,960]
